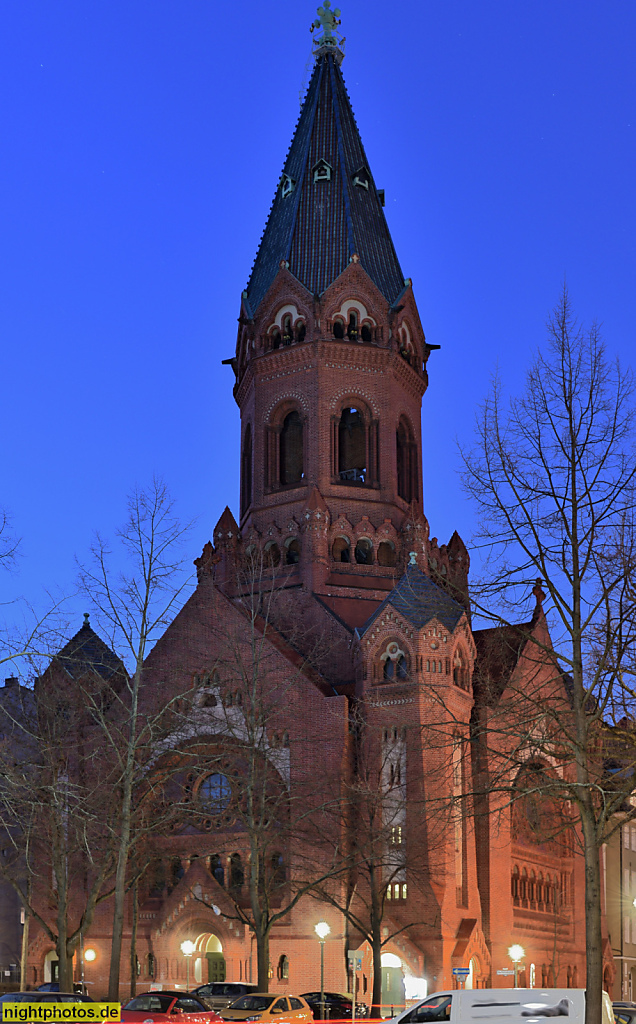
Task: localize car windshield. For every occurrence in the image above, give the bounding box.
[231,997,275,1011]
[124,995,175,1013]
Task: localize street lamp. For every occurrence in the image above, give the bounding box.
[181,940,196,991]
[507,945,525,988]
[314,922,331,1020]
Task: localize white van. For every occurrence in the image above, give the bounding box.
[391,989,614,1024]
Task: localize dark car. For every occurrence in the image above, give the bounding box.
[192,985,259,1012]
[121,992,222,1024]
[0,993,94,1019]
[300,993,368,1019]
[37,984,87,994]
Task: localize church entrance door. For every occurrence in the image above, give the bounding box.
[207,952,226,983]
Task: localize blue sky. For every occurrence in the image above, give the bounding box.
[1,0,635,642]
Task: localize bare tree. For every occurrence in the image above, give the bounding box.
[0,659,121,992]
[310,702,449,1018]
[77,478,195,999]
[461,288,636,1021]
[157,549,350,992]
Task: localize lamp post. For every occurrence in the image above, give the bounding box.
[507,945,525,988]
[181,940,196,991]
[314,922,331,1020]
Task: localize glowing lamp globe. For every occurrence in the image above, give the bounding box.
[84,948,97,962]
[508,944,525,963]
[181,940,196,956]
[314,921,331,940]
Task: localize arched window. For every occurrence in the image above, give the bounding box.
[347,311,358,340]
[229,853,244,893]
[453,650,469,690]
[332,536,351,562]
[210,854,225,887]
[296,322,306,343]
[333,319,345,339]
[282,315,293,345]
[146,953,156,979]
[537,872,544,909]
[339,408,366,482]
[377,540,397,567]
[520,867,528,904]
[355,538,373,564]
[272,330,281,350]
[265,542,281,567]
[241,424,252,517]
[271,853,286,888]
[397,416,418,503]
[361,324,372,344]
[277,955,289,981]
[511,866,520,904]
[285,538,300,565]
[380,641,408,682]
[280,411,303,485]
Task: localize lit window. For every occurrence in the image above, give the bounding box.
[402,883,407,900]
[391,826,403,845]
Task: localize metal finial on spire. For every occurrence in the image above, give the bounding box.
[311,1,343,50]
[83,612,90,626]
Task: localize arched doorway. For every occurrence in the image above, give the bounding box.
[43,950,59,984]
[380,953,404,1015]
[194,933,225,985]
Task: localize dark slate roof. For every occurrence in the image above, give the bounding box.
[245,50,405,315]
[356,564,466,638]
[53,616,125,683]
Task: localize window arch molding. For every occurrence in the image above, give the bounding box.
[452,644,470,691]
[376,638,410,683]
[332,398,379,487]
[265,401,306,491]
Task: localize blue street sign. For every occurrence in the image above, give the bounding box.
[452,968,470,975]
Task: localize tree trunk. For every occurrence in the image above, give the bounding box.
[130,878,139,998]
[108,799,131,1000]
[20,910,29,992]
[57,928,73,993]
[256,929,270,992]
[370,923,382,1019]
[581,800,603,1024]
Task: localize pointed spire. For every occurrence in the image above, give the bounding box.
[245,44,404,315]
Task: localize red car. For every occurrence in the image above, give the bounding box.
[121,992,223,1024]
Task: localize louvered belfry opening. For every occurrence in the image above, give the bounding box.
[279,411,304,486]
[397,416,419,503]
[338,407,366,483]
[240,423,252,516]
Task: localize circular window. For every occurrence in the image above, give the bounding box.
[199,774,232,813]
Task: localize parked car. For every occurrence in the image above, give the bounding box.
[221,994,312,1023]
[1,992,94,1019]
[121,992,223,1024]
[391,990,613,1024]
[614,1005,636,1024]
[37,984,87,994]
[192,985,259,1012]
[300,993,368,1019]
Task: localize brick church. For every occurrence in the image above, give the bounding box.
[26,5,607,1006]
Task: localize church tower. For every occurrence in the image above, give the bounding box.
[221,12,468,633]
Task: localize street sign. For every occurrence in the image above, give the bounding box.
[452,968,470,976]
[497,969,515,976]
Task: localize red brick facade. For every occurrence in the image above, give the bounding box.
[26,33,608,1007]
